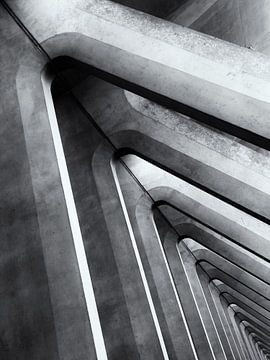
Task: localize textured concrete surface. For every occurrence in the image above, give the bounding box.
[114,0,270,56]
[5,0,270,140]
[1,0,270,359]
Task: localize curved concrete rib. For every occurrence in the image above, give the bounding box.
[118,184,199,358]
[152,187,270,260]
[113,154,270,359]
[197,258,270,359]
[190,248,270,359]
[185,240,270,303]
[240,324,270,360]
[7,0,270,140]
[136,197,239,358]
[154,211,270,285]
[175,239,226,359]
[212,286,245,360]
[195,265,236,360]
[218,288,270,334]
[32,89,270,358]
[248,330,270,349]
[159,210,270,360]
[237,319,270,359]
[236,316,259,360]
[115,159,243,359]
[220,288,270,325]
[2,0,270,358]
[117,166,270,259]
[174,230,270,359]
[234,310,270,336]
[115,158,270,260]
[213,278,270,328]
[204,263,268,314]
[183,238,270,360]
[219,297,247,360]
[230,311,253,360]
[245,328,260,360]
[13,54,270,356]
[9,23,270,352]
[250,336,270,354]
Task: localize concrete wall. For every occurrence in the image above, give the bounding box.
[1,0,270,359]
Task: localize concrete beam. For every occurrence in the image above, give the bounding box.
[6,0,270,141]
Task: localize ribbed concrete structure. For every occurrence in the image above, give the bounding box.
[1,0,270,359]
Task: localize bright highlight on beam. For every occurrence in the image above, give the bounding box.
[42,71,108,360]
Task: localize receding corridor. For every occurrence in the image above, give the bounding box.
[1,0,270,359]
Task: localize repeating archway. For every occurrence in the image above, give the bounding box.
[4,0,270,358]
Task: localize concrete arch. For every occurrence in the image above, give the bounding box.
[5,1,270,357]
